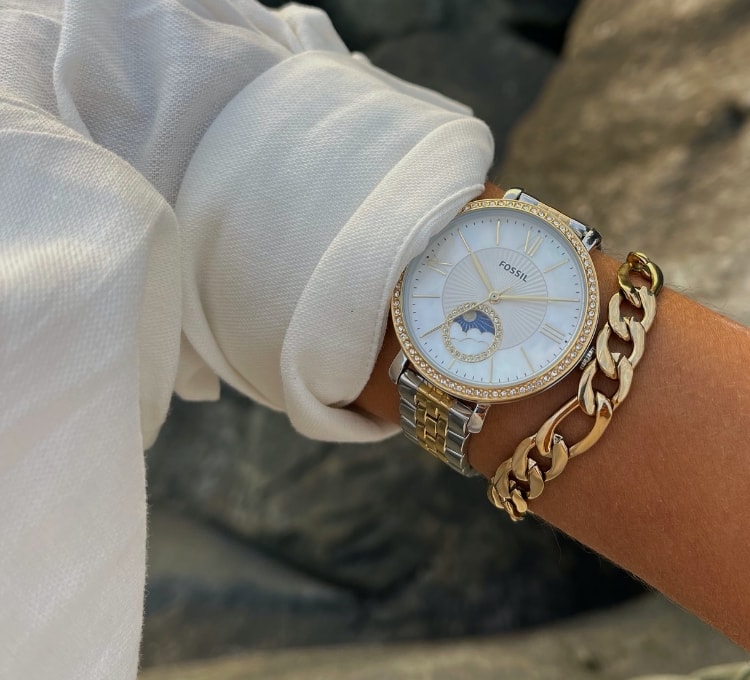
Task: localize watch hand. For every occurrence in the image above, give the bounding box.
[458,231,494,295]
[494,295,580,303]
[419,320,445,338]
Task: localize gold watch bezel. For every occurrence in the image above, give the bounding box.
[390,198,600,404]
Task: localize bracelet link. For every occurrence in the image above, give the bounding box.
[617,251,664,304]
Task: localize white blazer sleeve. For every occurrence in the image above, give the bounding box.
[0,1,494,678]
[177,51,494,440]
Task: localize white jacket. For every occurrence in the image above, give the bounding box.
[0,1,493,677]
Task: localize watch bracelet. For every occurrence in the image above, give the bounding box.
[487,251,664,521]
[395,366,481,477]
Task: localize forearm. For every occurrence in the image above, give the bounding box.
[355,186,750,649]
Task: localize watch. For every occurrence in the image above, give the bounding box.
[389,188,602,477]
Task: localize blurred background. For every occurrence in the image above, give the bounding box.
[141,0,750,678]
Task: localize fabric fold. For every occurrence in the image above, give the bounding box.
[177,49,493,439]
[0,103,180,679]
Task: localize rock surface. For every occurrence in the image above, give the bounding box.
[500,0,750,325]
[368,29,555,163]
[146,391,639,665]
[142,510,358,666]
[266,0,579,52]
[139,594,748,680]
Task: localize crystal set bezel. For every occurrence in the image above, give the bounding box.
[390,198,600,404]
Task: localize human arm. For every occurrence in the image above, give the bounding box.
[355,182,750,649]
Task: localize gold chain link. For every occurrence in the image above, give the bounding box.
[488,252,664,521]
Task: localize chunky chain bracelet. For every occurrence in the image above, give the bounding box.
[488,252,664,521]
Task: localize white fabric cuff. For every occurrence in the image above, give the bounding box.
[176,49,493,441]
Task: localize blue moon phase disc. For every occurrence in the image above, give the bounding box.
[453,309,495,335]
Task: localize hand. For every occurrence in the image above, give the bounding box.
[491,294,579,303]
[459,231,494,295]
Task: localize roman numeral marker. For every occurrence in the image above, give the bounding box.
[540,323,566,344]
[523,230,543,258]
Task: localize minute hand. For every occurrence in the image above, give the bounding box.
[496,295,579,303]
[458,231,494,294]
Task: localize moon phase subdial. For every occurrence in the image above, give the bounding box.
[441,303,502,363]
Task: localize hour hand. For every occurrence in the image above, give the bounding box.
[459,231,494,294]
[496,295,579,303]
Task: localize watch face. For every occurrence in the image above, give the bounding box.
[391,199,600,402]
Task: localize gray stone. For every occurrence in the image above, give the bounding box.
[367,28,556,164]
[259,0,580,52]
[315,0,446,50]
[138,594,749,680]
[499,0,750,326]
[146,389,640,663]
[142,509,359,666]
[443,0,581,36]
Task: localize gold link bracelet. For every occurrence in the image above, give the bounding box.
[488,252,664,521]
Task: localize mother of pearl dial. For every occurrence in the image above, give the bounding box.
[393,201,600,402]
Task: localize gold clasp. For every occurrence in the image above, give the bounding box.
[617,251,664,306]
